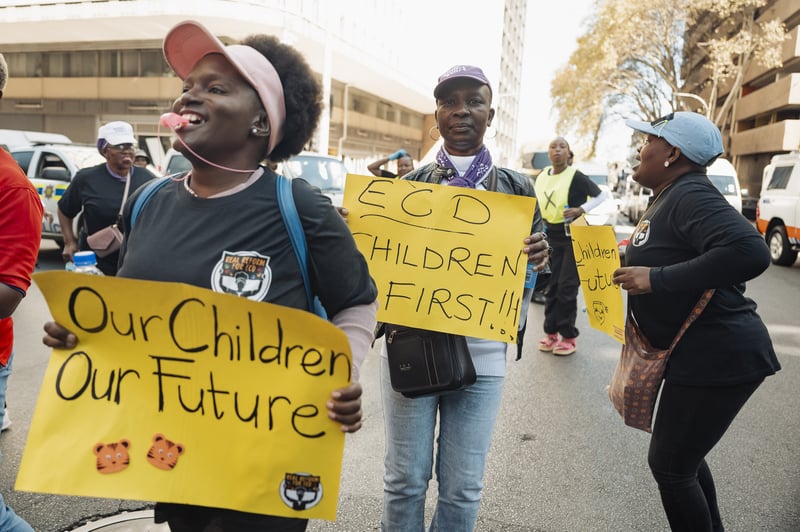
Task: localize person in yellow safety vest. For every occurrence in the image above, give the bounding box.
[533,136,610,356]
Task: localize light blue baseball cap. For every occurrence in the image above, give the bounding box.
[625,111,723,166]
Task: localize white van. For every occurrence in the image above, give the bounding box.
[706,158,742,212]
[757,151,800,265]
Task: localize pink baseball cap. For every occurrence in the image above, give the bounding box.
[163,20,286,156]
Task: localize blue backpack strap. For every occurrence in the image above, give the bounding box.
[276,174,327,320]
[130,176,172,229]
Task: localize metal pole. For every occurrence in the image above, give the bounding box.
[674,92,709,118]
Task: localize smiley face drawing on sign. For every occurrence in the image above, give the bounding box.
[592,300,608,325]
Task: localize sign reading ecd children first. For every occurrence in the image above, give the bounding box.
[17,272,352,520]
[343,174,537,342]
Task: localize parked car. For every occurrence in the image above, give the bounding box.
[11,144,105,247]
[278,152,348,207]
[741,192,758,221]
[160,148,192,175]
[624,180,653,224]
[623,158,741,224]
[706,158,742,213]
[757,151,800,266]
[156,150,349,207]
[576,161,619,227]
[0,128,71,150]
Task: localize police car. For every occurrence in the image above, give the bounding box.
[11,144,105,248]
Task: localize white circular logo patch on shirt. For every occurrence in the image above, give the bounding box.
[631,220,651,247]
[211,251,272,300]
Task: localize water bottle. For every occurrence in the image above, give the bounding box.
[72,251,104,275]
[524,263,538,289]
[563,203,572,237]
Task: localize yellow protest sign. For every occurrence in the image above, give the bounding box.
[17,271,352,520]
[569,224,625,343]
[344,173,536,342]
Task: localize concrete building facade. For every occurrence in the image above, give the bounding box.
[0,0,526,173]
[683,0,800,197]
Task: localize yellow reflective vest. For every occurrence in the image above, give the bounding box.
[534,166,576,224]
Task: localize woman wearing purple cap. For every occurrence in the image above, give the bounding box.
[43,20,378,532]
[378,65,549,531]
[613,112,780,531]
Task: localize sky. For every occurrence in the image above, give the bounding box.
[401,0,628,163]
[517,0,629,163]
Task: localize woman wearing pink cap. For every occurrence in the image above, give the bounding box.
[43,20,378,532]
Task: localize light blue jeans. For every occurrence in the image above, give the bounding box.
[380,357,504,532]
[0,354,34,532]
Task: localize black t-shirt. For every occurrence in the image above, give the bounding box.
[58,163,156,274]
[625,172,780,385]
[119,171,376,317]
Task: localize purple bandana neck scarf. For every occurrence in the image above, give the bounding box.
[435,145,493,188]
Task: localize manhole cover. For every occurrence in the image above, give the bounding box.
[68,510,169,531]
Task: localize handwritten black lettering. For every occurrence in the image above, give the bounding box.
[55,350,140,404]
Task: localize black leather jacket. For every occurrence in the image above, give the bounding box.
[402,162,544,234]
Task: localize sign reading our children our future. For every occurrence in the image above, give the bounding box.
[17,272,352,520]
[343,173,537,343]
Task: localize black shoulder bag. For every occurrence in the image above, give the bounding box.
[384,324,476,398]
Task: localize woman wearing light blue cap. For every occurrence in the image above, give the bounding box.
[612,112,780,531]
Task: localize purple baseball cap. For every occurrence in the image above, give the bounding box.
[434,65,492,99]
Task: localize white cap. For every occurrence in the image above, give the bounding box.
[98,121,136,146]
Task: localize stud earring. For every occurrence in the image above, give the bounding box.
[251,127,259,135]
[664,160,670,168]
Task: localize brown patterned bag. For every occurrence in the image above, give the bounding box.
[608,290,714,432]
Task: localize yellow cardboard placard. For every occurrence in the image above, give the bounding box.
[17,271,352,520]
[344,174,536,342]
[569,224,625,343]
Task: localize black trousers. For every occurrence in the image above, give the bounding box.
[648,379,763,532]
[543,229,580,338]
[155,503,308,532]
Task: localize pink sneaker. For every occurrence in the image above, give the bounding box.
[538,333,560,352]
[552,337,577,356]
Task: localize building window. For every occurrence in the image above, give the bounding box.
[141,50,167,77]
[120,51,139,77]
[4,52,43,77]
[99,51,119,77]
[72,51,97,77]
[44,52,69,77]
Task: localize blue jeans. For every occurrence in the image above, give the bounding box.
[0,354,34,532]
[380,357,504,532]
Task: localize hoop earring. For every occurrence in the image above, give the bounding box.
[428,126,440,141]
[484,126,496,140]
[664,160,670,168]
